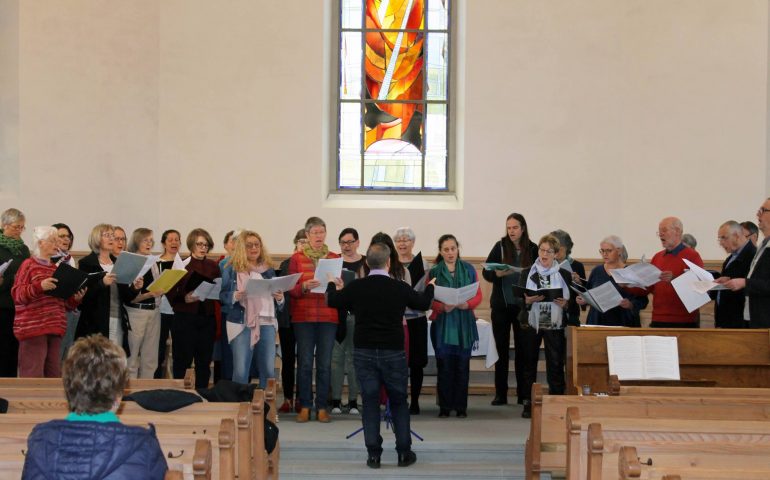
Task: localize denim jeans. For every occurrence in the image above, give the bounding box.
[331,313,359,402]
[230,324,276,387]
[354,348,411,456]
[294,322,337,410]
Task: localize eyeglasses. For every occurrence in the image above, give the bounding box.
[339,240,357,246]
[195,242,210,249]
[599,249,616,255]
[102,232,115,239]
[394,238,412,244]
[717,235,729,242]
[758,207,770,216]
[7,224,25,231]
[141,238,155,246]
[539,247,555,255]
[114,237,126,242]
[245,242,260,250]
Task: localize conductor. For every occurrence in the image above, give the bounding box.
[326,242,435,469]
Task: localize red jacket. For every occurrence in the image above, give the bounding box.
[12,257,80,341]
[288,250,340,323]
[649,244,703,324]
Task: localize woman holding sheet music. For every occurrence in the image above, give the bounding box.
[120,228,163,379]
[154,229,181,378]
[76,224,135,351]
[576,235,648,327]
[167,228,220,388]
[518,234,571,418]
[288,216,340,423]
[429,234,481,418]
[12,226,85,377]
[481,213,538,407]
[220,231,284,387]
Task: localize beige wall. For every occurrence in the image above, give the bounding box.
[0,0,767,260]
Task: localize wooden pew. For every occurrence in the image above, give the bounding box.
[525,383,770,480]
[608,374,770,397]
[566,326,770,395]
[566,408,770,480]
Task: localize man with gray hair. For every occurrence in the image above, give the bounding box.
[713,220,755,328]
[648,216,704,327]
[326,242,435,469]
[719,198,770,328]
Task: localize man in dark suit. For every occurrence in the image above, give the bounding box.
[719,199,770,328]
[326,242,434,469]
[714,221,756,328]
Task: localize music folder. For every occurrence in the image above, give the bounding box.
[511,285,563,302]
[46,263,105,299]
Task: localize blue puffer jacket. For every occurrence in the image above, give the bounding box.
[22,420,167,479]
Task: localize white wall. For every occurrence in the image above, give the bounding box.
[0,0,767,260]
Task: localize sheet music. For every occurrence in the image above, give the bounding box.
[607,335,680,380]
[591,281,624,312]
[312,258,343,293]
[671,270,711,313]
[0,259,12,276]
[246,273,302,298]
[433,282,479,305]
[642,336,680,380]
[192,278,222,301]
[682,259,714,282]
[607,336,645,380]
[610,262,662,287]
[692,280,729,295]
[112,251,148,284]
[136,254,160,281]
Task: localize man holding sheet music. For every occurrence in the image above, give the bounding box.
[711,221,755,328]
[326,242,435,469]
[647,217,704,327]
[719,199,770,328]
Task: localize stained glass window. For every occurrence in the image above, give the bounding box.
[337,0,451,191]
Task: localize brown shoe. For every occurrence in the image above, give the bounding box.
[296,407,310,423]
[317,409,331,423]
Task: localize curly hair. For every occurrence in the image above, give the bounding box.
[62,335,128,414]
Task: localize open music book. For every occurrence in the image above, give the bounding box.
[607,335,680,380]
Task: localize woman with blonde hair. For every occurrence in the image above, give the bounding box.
[220,230,284,386]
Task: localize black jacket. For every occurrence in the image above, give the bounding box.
[482,240,538,311]
[326,274,434,350]
[0,241,30,310]
[22,420,167,479]
[715,241,756,328]
[76,253,135,351]
[746,241,770,328]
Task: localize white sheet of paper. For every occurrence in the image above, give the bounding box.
[682,259,714,282]
[312,258,343,293]
[112,251,148,284]
[246,273,302,297]
[591,281,624,312]
[692,280,729,295]
[607,336,645,380]
[135,254,160,281]
[642,336,680,380]
[610,262,662,287]
[193,278,222,301]
[433,282,479,305]
[0,259,12,276]
[607,335,680,380]
[172,252,188,270]
[671,270,711,313]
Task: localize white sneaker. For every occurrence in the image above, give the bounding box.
[348,406,360,415]
[331,406,343,414]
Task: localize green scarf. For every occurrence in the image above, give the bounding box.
[430,259,479,357]
[0,232,27,257]
[303,244,329,266]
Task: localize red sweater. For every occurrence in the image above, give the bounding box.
[12,257,80,341]
[649,245,703,324]
[288,250,340,323]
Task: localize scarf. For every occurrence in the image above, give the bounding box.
[303,244,329,265]
[430,260,479,358]
[0,233,27,257]
[236,264,276,347]
[525,259,570,331]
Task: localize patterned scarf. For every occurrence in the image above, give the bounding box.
[0,232,27,257]
[303,244,329,265]
[430,259,479,358]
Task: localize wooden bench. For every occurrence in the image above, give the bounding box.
[607,374,770,397]
[525,383,770,479]
[566,409,770,480]
[567,327,770,395]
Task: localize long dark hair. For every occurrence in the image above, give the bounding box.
[502,213,533,268]
[370,232,405,281]
[434,234,460,264]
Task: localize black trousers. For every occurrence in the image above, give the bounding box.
[171,312,215,389]
[519,327,566,401]
[0,308,18,377]
[406,315,428,402]
[490,305,525,400]
[278,325,297,400]
[154,312,174,378]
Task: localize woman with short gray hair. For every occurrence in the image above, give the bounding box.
[576,235,648,327]
[0,207,30,376]
[12,226,85,377]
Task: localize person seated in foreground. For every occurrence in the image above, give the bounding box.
[22,334,167,479]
